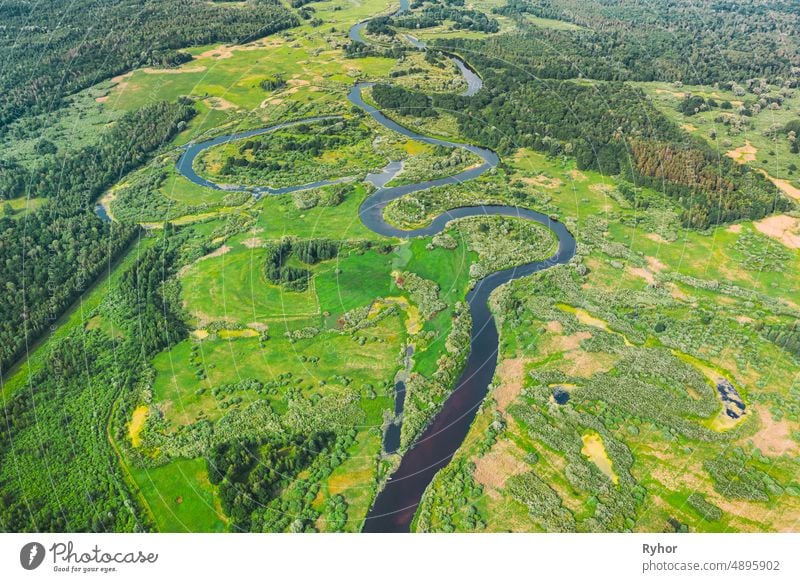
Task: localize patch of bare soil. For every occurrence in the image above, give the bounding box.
[758,170,800,201]
[198,46,234,59]
[205,96,238,111]
[567,169,587,182]
[558,350,618,378]
[726,141,757,164]
[545,320,563,333]
[522,174,563,189]
[472,439,528,498]
[554,330,592,351]
[628,266,655,284]
[745,405,800,457]
[646,256,667,272]
[494,358,527,413]
[646,232,670,244]
[589,183,615,194]
[754,215,800,249]
[242,237,265,248]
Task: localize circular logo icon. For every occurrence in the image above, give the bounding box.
[20,542,46,570]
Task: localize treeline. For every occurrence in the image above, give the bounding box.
[393,5,499,33]
[376,37,791,228]
[623,139,791,228]
[0,0,297,132]
[0,100,195,375]
[756,320,800,362]
[0,227,189,531]
[207,433,333,530]
[371,84,437,117]
[263,238,339,292]
[489,0,800,85]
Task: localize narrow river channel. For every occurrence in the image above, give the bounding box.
[172,6,577,532]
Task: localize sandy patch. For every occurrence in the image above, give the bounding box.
[745,405,800,457]
[191,329,209,340]
[567,169,587,182]
[668,283,691,301]
[247,322,268,332]
[261,97,284,108]
[522,174,563,189]
[646,256,667,273]
[242,238,265,249]
[198,46,235,60]
[754,215,800,249]
[494,358,527,413]
[758,170,800,201]
[681,123,697,132]
[111,72,132,84]
[726,141,757,164]
[589,183,615,194]
[201,244,231,260]
[552,330,592,352]
[655,88,687,98]
[545,320,563,333]
[726,224,742,233]
[558,351,618,378]
[472,439,528,498]
[95,95,109,103]
[110,72,131,92]
[205,96,238,111]
[646,232,669,244]
[628,266,655,284]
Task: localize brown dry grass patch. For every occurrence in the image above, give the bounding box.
[494,358,527,413]
[473,439,528,498]
[726,141,757,164]
[745,405,800,457]
[754,215,800,249]
[557,350,618,378]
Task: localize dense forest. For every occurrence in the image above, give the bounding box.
[0,227,188,531]
[0,99,195,375]
[489,0,800,85]
[372,75,790,228]
[351,0,798,230]
[0,0,296,132]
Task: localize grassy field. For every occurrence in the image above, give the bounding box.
[131,458,228,532]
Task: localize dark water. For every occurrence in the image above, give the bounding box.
[383,379,406,454]
[94,203,111,223]
[362,209,574,531]
[347,0,482,97]
[366,160,404,188]
[174,65,575,536]
[553,386,570,405]
[349,0,409,44]
[716,378,746,419]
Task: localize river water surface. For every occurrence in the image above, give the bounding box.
[173,12,576,532]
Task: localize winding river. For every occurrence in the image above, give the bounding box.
[173,4,577,533]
